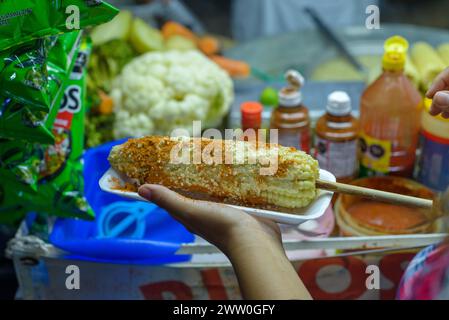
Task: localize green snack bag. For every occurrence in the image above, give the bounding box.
[0,38,94,222]
[0,174,28,224]
[0,138,41,191]
[0,96,55,143]
[44,31,83,138]
[0,0,119,51]
[0,38,52,110]
[0,31,81,144]
[48,31,83,72]
[0,140,41,224]
[35,37,94,220]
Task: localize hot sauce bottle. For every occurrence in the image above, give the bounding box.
[270,70,311,153]
[359,36,422,178]
[315,91,359,183]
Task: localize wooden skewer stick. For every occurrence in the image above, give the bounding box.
[316,179,434,210]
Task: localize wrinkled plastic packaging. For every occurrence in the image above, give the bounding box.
[0,0,118,144]
[0,31,82,144]
[0,0,119,51]
[0,138,41,190]
[0,38,94,223]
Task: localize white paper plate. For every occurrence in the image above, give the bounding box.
[99,168,336,225]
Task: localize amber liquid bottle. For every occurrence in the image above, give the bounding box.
[270,71,311,153]
[359,36,422,178]
[315,91,359,183]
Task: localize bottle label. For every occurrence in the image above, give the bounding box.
[315,137,358,178]
[278,131,310,153]
[359,132,392,176]
[417,130,449,191]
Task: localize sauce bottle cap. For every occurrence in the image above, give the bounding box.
[278,70,305,107]
[285,70,305,90]
[241,101,263,128]
[382,35,408,71]
[326,91,351,116]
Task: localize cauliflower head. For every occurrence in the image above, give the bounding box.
[111,50,234,138]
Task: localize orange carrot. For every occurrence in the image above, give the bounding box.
[210,55,250,78]
[98,90,114,115]
[198,36,220,56]
[161,21,197,42]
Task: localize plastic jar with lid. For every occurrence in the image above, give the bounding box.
[417,98,449,191]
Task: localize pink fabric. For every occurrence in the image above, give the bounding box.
[398,243,449,300]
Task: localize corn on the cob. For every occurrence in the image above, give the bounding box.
[108,136,319,209]
[437,43,449,66]
[411,42,446,90]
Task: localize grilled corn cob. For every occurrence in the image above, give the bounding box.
[108,136,319,209]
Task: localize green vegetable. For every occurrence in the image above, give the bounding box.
[85,113,115,148]
[260,87,278,107]
[0,0,119,51]
[165,35,197,51]
[87,39,135,93]
[90,10,133,46]
[129,18,164,54]
[85,39,134,147]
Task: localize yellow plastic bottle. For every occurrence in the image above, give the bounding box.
[417,98,449,191]
[359,36,422,178]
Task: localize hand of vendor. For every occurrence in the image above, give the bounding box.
[138,184,312,300]
[426,67,449,118]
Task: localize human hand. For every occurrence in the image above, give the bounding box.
[138,184,312,300]
[426,67,449,118]
[137,184,282,255]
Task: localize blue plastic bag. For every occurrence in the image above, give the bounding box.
[49,139,194,265]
